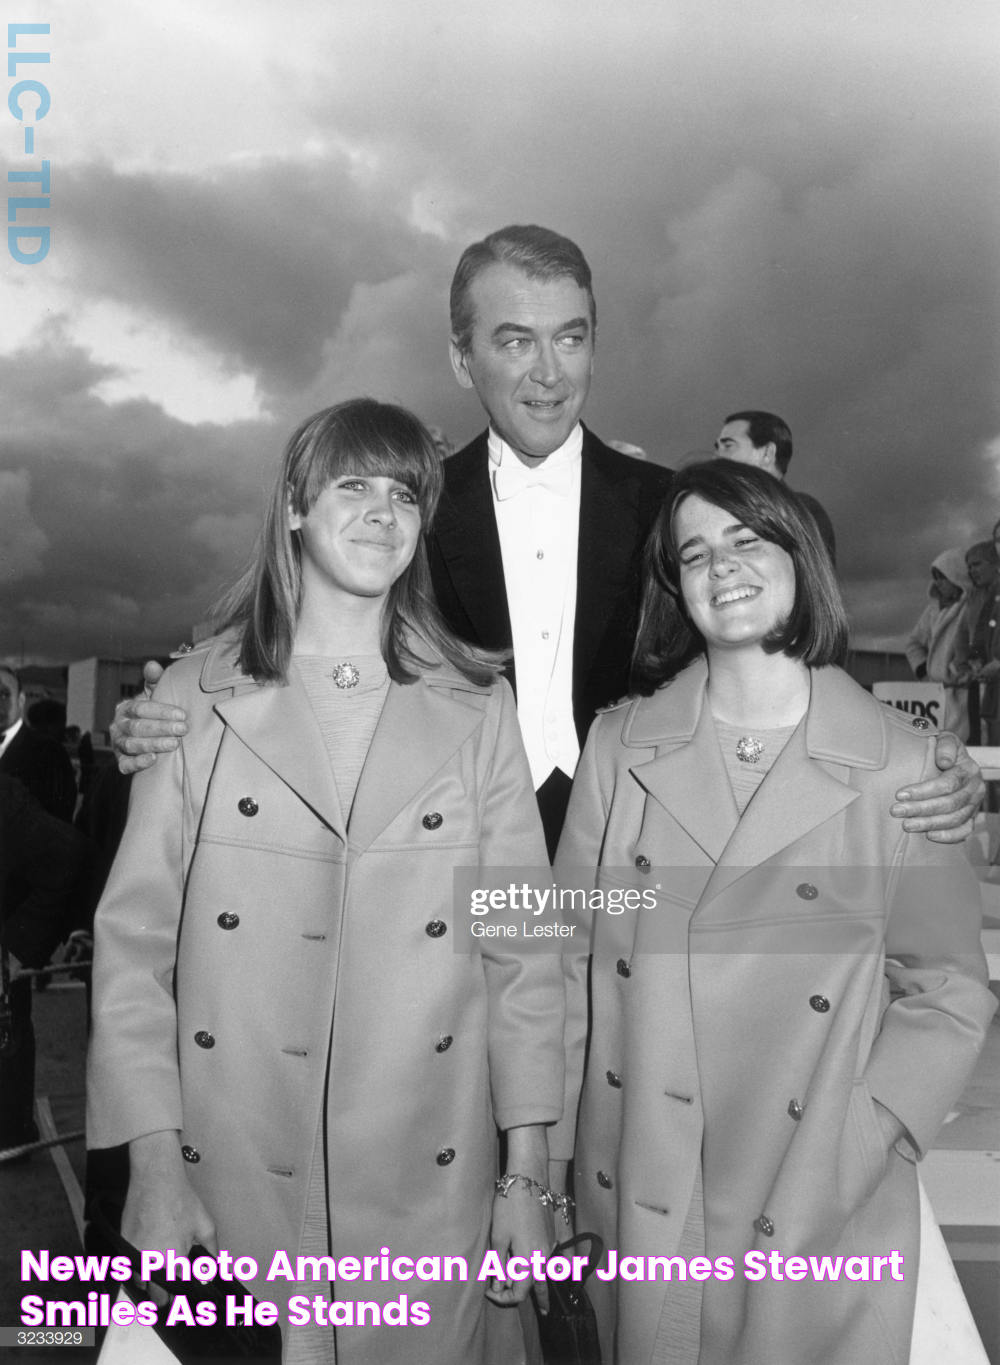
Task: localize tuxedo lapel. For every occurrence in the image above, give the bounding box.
[574,429,644,691]
[347,675,488,853]
[213,680,347,841]
[434,434,511,650]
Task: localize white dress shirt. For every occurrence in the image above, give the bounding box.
[488,425,582,789]
[0,716,22,761]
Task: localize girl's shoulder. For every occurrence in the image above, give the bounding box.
[155,632,251,708]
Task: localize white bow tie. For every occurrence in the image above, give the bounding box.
[492,460,574,501]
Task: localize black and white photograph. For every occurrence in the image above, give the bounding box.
[1,2,998,1362]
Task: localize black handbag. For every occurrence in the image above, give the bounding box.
[536,1232,604,1365]
[88,1192,282,1361]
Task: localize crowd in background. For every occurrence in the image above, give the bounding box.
[907,517,1000,744]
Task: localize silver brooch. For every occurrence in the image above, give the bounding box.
[735,735,764,764]
[332,662,361,690]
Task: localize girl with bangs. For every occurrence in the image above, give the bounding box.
[87,400,565,1365]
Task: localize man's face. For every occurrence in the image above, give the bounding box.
[449,264,594,463]
[967,550,998,589]
[0,671,22,732]
[714,421,777,474]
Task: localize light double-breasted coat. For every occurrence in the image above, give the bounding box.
[87,636,565,1365]
[552,660,995,1365]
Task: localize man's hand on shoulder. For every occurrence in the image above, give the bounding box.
[111,660,188,774]
[890,731,985,843]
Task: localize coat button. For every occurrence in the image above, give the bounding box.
[422,812,443,830]
[425,920,447,938]
[597,1171,613,1189]
[809,994,831,1013]
[796,883,818,900]
[616,959,631,978]
[606,1071,622,1088]
[238,797,258,817]
[181,1145,200,1164]
[436,1148,455,1166]
[788,1099,804,1121]
[756,1214,775,1237]
[435,1035,453,1052]
[194,1031,215,1049]
[635,855,650,871]
[911,716,931,730]
[217,912,239,930]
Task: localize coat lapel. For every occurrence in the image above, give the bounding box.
[712,721,859,873]
[626,662,883,903]
[627,663,739,863]
[200,635,492,856]
[213,679,347,842]
[703,667,880,903]
[347,673,489,854]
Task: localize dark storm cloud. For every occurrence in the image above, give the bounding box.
[0,327,279,661]
[2,1,998,660]
[56,155,450,390]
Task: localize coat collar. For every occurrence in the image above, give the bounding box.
[622,658,890,768]
[199,634,491,852]
[627,659,881,875]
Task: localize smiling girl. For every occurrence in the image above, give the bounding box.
[554,459,994,1365]
[87,399,565,1365]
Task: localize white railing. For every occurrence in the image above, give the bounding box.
[967,747,1000,781]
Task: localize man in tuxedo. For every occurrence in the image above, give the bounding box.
[0,666,80,1151]
[110,227,984,851]
[715,409,837,561]
[429,226,673,852]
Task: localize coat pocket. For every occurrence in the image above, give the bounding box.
[839,1077,890,1214]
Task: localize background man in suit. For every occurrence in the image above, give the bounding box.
[0,667,76,822]
[715,409,837,561]
[0,665,80,1152]
[110,230,983,851]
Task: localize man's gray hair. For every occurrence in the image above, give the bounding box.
[449,224,596,354]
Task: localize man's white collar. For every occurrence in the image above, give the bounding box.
[487,424,583,470]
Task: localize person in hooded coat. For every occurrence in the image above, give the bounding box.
[905,548,973,740]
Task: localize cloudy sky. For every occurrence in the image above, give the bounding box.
[1,0,998,664]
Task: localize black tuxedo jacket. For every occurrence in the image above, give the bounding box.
[428,426,673,744]
[0,723,77,824]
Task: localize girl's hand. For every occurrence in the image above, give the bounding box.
[487,1123,555,1312]
[124,1131,218,1274]
[486,1180,554,1312]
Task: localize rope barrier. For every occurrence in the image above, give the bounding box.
[8,959,92,981]
[0,1128,85,1164]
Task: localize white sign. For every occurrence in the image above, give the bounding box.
[872,681,945,729]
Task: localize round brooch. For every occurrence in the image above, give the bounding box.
[735,735,764,764]
[332,662,361,690]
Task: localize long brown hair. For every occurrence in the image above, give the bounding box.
[218,399,504,686]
